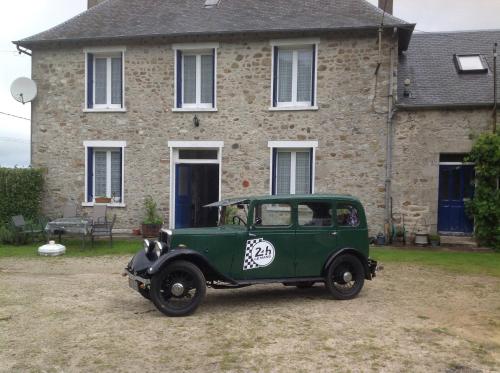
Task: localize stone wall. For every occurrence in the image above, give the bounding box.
[391,109,492,234]
[31,32,396,233]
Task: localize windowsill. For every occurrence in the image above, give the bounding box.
[82,202,126,208]
[269,106,319,112]
[171,107,218,113]
[83,108,127,113]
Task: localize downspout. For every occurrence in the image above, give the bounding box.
[15,43,33,165]
[16,44,32,57]
[494,42,497,133]
[384,30,397,235]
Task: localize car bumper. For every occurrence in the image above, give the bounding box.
[368,259,381,279]
[124,250,155,292]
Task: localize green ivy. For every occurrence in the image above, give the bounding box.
[0,167,44,228]
[465,133,500,251]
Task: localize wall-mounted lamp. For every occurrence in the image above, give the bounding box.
[403,78,412,98]
[193,115,200,127]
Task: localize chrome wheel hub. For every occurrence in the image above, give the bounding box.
[343,272,353,283]
[171,282,185,297]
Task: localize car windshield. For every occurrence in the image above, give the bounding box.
[217,203,249,227]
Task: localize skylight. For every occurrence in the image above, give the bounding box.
[455,55,488,73]
[204,0,220,8]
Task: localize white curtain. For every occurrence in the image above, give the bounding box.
[297,48,313,102]
[183,55,196,104]
[94,151,107,197]
[111,57,122,105]
[295,151,311,194]
[110,151,121,200]
[94,58,107,104]
[276,152,291,194]
[278,49,293,103]
[200,54,213,104]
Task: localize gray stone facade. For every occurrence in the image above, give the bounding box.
[31,32,397,233]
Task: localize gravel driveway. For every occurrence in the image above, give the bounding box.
[0,256,499,372]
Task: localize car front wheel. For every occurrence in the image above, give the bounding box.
[150,260,206,317]
[325,254,365,300]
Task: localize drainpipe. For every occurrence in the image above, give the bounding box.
[494,42,498,133]
[384,32,397,235]
[16,44,32,57]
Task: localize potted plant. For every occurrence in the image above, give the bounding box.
[142,196,163,237]
[95,196,112,204]
[429,234,440,247]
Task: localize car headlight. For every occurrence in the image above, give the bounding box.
[143,239,152,253]
[154,241,165,258]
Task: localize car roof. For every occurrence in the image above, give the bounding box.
[206,194,361,207]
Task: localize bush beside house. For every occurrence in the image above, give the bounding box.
[466,133,500,251]
[0,168,44,243]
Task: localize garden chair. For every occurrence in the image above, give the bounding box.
[10,215,46,245]
[90,213,116,248]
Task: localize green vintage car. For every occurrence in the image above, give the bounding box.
[125,194,379,317]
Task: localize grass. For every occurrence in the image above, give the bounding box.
[372,247,500,278]
[0,238,142,258]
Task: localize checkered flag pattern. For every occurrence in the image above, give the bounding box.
[243,238,263,270]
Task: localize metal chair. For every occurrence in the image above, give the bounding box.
[10,215,46,245]
[90,213,116,248]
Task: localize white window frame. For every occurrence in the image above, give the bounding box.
[83,140,126,207]
[268,141,318,195]
[84,47,126,112]
[172,43,219,112]
[270,38,319,111]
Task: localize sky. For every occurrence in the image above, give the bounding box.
[0,0,499,167]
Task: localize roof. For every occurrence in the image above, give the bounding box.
[205,194,361,206]
[15,0,414,50]
[397,30,500,109]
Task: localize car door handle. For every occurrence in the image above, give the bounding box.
[330,232,337,236]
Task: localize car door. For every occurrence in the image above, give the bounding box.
[334,201,369,256]
[231,201,295,280]
[294,200,337,277]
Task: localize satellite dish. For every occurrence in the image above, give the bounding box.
[10,77,37,104]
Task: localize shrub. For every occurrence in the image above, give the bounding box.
[0,225,15,244]
[0,167,44,228]
[142,196,163,225]
[465,133,500,251]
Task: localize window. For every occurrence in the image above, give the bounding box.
[271,39,318,109]
[86,49,125,110]
[336,204,360,227]
[454,54,488,73]
[269,141,317,195]
[174,43,217,110]
[298,202,333,227]
[84,141,126,205]
[254,204,292,227]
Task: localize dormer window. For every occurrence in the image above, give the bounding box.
[455,54,488,73]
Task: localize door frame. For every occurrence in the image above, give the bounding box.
[437,160,475,235]
[168,141,224,229]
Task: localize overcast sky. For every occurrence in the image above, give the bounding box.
[1,0,499,167]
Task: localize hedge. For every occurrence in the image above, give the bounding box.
[0,167,44,227]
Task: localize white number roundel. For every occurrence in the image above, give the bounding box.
[250,240,275,267]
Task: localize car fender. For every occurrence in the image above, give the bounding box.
[323,248,372,280]
[147,248,236,284]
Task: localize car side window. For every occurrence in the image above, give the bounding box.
[254,203,292,227]
[336,204,360,227]
[298,202,333,227]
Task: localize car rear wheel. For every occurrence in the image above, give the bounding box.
[150,260,206,317]
[325,254,365,300]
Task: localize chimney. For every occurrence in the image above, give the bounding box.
[378,0,393,15]
[88,0,104,9]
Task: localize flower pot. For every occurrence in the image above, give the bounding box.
[415,233,429,246]
[95,197,112,204]
[142,223,162,238]
[132,228,141,236]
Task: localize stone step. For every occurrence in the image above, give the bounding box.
[440,235,477,247]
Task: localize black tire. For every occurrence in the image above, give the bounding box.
[325,254,365,300]
[150,260,206,317]
[138,286,150,300]
[296,281,315,289]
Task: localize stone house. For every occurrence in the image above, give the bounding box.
[14,0,498,239]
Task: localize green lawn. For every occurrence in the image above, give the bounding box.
[1,241,499,278]
[0,239,142,258]
[372,247,500,278]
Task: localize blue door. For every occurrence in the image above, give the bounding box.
[175,164,192,228]
[438,165,475,234]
